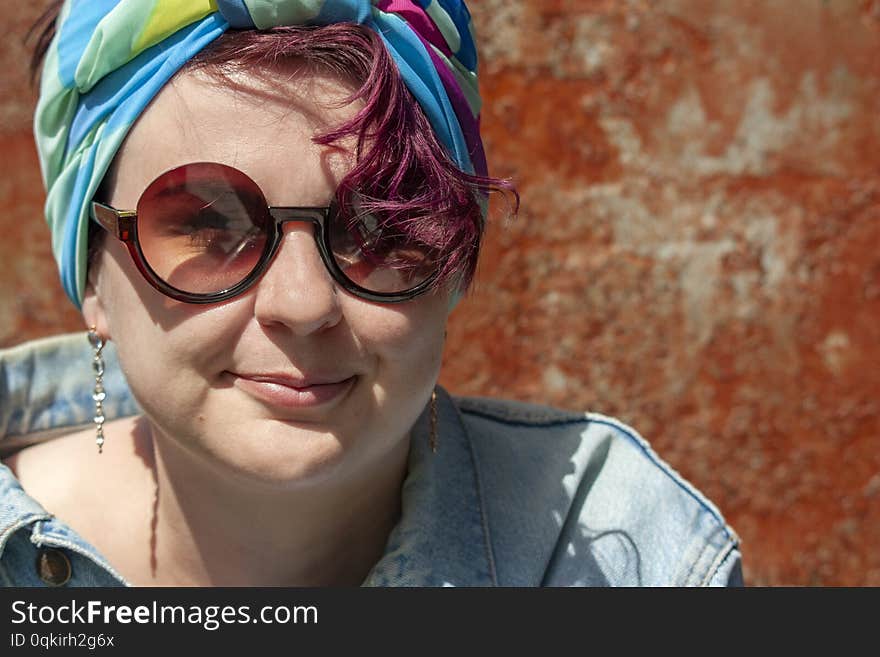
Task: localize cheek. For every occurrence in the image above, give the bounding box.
[96,242,248,377]
[351,292,448,380]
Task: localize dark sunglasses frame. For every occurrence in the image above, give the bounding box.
[89,164,439,305]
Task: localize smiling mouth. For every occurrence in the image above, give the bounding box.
[228,372,357,410]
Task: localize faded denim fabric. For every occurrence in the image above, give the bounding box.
[0,332,742,587]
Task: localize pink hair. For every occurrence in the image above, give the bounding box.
[184,23,517,291]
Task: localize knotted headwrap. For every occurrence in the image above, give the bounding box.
[34,0,486,307]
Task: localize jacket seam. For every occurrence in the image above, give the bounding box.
[32,522,131,586]
[450,398,500,586]
[699,538,739,587]
[681,529,715,586]
[0,513,53,559]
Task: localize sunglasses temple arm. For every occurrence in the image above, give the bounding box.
[92,202,137,242]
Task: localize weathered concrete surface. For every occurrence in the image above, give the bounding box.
[0,5,85,344]
[2,2,878,585]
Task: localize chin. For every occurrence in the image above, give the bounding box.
[195,421,356,491]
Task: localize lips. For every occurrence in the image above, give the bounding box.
[242,373,352,388]
[228,371,356,411]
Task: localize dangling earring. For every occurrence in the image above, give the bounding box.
[429,389,438,454]
[88,327,107,454]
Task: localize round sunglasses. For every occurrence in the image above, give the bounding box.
[90,162,440,304]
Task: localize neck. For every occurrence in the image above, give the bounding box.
[123,417,408,586]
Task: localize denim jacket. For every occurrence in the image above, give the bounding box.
[0,332,743,587]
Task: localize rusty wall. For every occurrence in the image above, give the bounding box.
[2,2,878,586]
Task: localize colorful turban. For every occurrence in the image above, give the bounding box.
[34,0,487,307]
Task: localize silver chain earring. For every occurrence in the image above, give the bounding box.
[88,327,107,454]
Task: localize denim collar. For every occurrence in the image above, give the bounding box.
[363,386,497,586]
[0,460,53,557]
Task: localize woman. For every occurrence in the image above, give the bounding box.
[0,0,742,587]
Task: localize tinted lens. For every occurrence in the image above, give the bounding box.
[136,163,269,295]
[327,199,439,294]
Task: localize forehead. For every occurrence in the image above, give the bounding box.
[106,66,363,207]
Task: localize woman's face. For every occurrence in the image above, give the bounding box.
[83,66,450,488]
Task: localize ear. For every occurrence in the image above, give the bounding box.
[81,264,111,341]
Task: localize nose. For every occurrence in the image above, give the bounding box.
[252,222,343,335]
